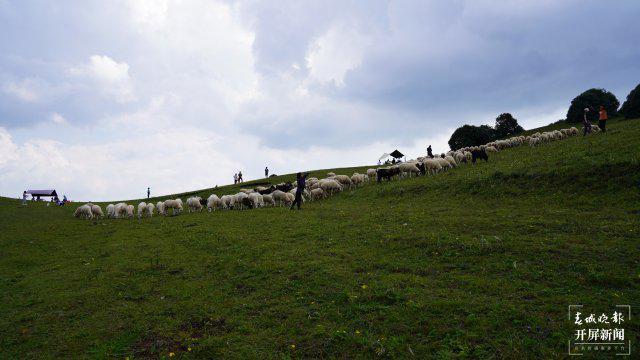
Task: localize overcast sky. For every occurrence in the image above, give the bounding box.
[1,0,639,201]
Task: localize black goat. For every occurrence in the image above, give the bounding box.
[376,167,401,183]
[471,149,488,163]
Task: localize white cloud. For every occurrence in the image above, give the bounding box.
[50,112,68,125]
[306,23,371,86]
[3,79,40,102]
[69,55,135,103]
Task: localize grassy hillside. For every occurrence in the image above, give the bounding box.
[1,119,639,359]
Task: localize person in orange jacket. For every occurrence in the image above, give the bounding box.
[598,105,608,133]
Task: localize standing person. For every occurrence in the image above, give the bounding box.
[147,187,150,199]
[582,108,592,136]
[290,172,309,210]
[22,191,27,205]
[265,166,269,178]
[233,173,238,184]
[598,105,608,133]
[427,145,434,158]
[238,171,243,183]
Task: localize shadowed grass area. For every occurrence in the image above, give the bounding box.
[1,119,639,359]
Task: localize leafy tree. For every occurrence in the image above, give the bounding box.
[495,113,524,138]
[566,88,619,123]
[620,83,640,119]
[448,124,496,150]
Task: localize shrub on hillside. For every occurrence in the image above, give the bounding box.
[495,113,524,138]
[448,124,496,150]
[620,83,640,119]
[566,88,619,123]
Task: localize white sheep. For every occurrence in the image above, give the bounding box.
[234,192,249,210]
[310,188,325,200]
[146,202,155,217]
[444,155,457,168]
[74,204,93,219]
[220,195,234,210]
[106,204,115,218]
[285,192,296,204]
[90,204,103,219]
[186,196,203,212]
[271,190,289,207]
[137,202,148,218]
[327,172,336,177]
[248,192,264,208]
[163,199,183,215]
[332,175,353,189]
[156,201,165,216]
[319,178,343,195]
[206,194,221,212]
[398,163,421,178]
[262,194,276,207]
[115,203,128,218]
[126,205,135,219]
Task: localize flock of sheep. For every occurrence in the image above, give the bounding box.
[73,125,584,220]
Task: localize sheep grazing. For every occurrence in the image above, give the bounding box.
[310,188,326,200]
[156,201,165,216]
[234,192,249,210]
[163,199,183,215]
[285,192,295,205]
[220,195,234,210]
[398,163,422,178]
[423,159,443,174]
[435,157,452,170]
[271,190,290,206]
[327,172,336,177]
[248,192,264,208]
[444,155,457,168]
[126,205,135,218]
[137,202,148,218]
[146,202,155,217]
[351,173,367,186]
[106,204,116,218]
[114,203,128,218]
[74,204,93,219]
[332,174,353,189]
[239,188,253,194]
[262,194,276,207]
[320,178,343,194]
[306,178,319,189]
[186,196,204,212]
[485,146,497,153]
[471,149,488,163]
[366,168,378,178]
[90,204,104,219]
[207,194,221,211]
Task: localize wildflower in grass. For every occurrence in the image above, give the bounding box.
[188,347,192,352]
[355,330,361,335]
[169,352,175,357]
[361,284,368,289]
[290,344,296,349]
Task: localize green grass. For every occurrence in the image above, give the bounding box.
[1,119,639,359]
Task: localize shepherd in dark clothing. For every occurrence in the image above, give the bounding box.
[265,167,269,178]
[290,172,309,210]
[427,145,434,158]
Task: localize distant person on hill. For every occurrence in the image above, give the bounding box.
[147,187,150,199]
[582,108,592,136]
[427,145,434,158]
[233,173,238,184]
[238,171,243,182]
[290,172,309,210]
[598,105,608,133]
[265,166,269,178]
[22,191,27,205]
